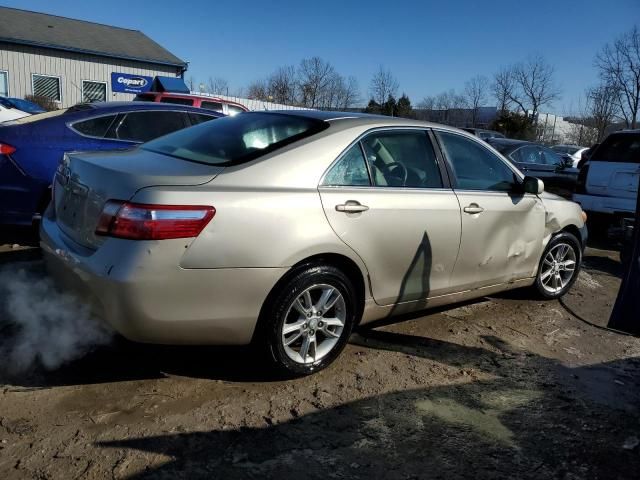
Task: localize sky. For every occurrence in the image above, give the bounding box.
[4,0,639,114]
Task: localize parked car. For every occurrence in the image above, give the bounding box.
[487,138,578,198]
[134,92,248,116]
[41,112,587,376]
[577,143,599,170]
[551,144,588,168]
[0,102,223,225]
[461,127,505,141]
[573,130,640,232]
[0,96,45,122]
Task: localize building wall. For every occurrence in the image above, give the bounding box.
[0,42,180,107]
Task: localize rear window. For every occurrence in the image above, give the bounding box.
[160,97,193,106]
[593,133,640,164]
[134,94,156,102]
[142,112,328,166]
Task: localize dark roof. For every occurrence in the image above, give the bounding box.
[65,101,224,115]
[0,7,186,68]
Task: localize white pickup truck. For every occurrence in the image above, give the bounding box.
[573,130,639,224]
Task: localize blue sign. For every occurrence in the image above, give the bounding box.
[111,72,153,94]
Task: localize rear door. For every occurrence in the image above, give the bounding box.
[319,129,461,306]
[436,131,546,290]
[587,133,640,199]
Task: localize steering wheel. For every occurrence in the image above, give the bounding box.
[379,161,408,186]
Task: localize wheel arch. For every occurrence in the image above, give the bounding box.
[252,252,368,344]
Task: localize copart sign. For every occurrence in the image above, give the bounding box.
[111,73,153,94]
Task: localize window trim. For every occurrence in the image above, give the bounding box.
[67,112,120,140]
[81,79,108,103]
[319,126,451,190]
[0,70,9,97]
[432,128,525,194]
[31,73,62,103]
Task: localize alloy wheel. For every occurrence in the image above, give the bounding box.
[539,242,577,294]
[281,284,346,364]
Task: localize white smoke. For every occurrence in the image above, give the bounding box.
[0,262,112,373]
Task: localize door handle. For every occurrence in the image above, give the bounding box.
[336,200,369,213]
[463,203,484,214]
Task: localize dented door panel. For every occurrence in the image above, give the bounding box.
[450,191,545,291]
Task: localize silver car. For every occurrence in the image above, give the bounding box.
[41,111,588,375]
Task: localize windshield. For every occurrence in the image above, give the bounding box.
[142,112,328,165]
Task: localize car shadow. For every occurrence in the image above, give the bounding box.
[94,334,640,479]
[0,225,41,265]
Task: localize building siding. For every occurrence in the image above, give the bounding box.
[0,42,180,107]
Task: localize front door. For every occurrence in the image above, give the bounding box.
[435,131,546,291]
[319,129,461,306]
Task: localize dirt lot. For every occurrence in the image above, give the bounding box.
[1,232,639,479]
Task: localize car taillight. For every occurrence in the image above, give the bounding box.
[0,142,16,155]
[95,201,215,240]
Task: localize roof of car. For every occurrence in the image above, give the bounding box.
[67,101,223,114]
[486,138,532,148]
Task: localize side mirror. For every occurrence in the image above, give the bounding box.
[523,176,544,195]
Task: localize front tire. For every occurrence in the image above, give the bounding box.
[534,232,582,299]
[259,264,357,376]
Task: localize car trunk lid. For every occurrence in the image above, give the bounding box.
[53,148,223,249]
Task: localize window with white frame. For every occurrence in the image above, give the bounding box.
[32,74,61,101]
[0,71,8,97]
[82,80,107,102]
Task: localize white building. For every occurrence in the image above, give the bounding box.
[0,7,187,108]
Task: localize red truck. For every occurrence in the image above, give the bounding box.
[135,92,248,116]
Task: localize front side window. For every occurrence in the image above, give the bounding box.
[107,111,189,142]
[32,74,61,101]
[142,112,328,166]
[361,131,443,188]
[514,146,544,164]
[437,131,519,192]
[323,144,370,186]
[0,71,8,97]
[72,115,117,138]
[541,147,564,165]
[82,81,107,102]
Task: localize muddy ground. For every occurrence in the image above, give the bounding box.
[0,231,639,479]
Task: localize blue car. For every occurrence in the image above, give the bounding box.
[0,102,223,225]
[0,97,46,114]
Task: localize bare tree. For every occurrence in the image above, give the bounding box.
[298,57,335,108]
[340,76,361,109]
[246,79,269,101]
[464,75,489,126]
[511,54,561,120]
[207,77,229,95]
[492,66,516,112]
[187,76,195,92]
[586,83,621,141]
[595,26,640,128]
[418,96,436,110]
[369,66,399,106]
[267,66,298,105]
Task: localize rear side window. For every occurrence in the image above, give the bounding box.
[361,131,443,188]
[323,144,371,186]
[189,113,217,125]
[107,111,189,142]
[201,101,224,112]
[72,115,117,138]
[160,97,193,106]
[142,112,328,165]
[593,134,640,163]
[134,94,155,102]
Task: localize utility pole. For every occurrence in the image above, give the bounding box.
[608,177,640,335]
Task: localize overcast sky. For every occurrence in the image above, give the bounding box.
[5,0,640,114]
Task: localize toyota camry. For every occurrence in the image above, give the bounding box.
[41,111,588,375]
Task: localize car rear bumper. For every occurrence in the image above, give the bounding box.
[573,193,636,215]
[40,215,286,345]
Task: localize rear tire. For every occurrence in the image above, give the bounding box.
[533,232,582,299]
[258,264,357,377]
